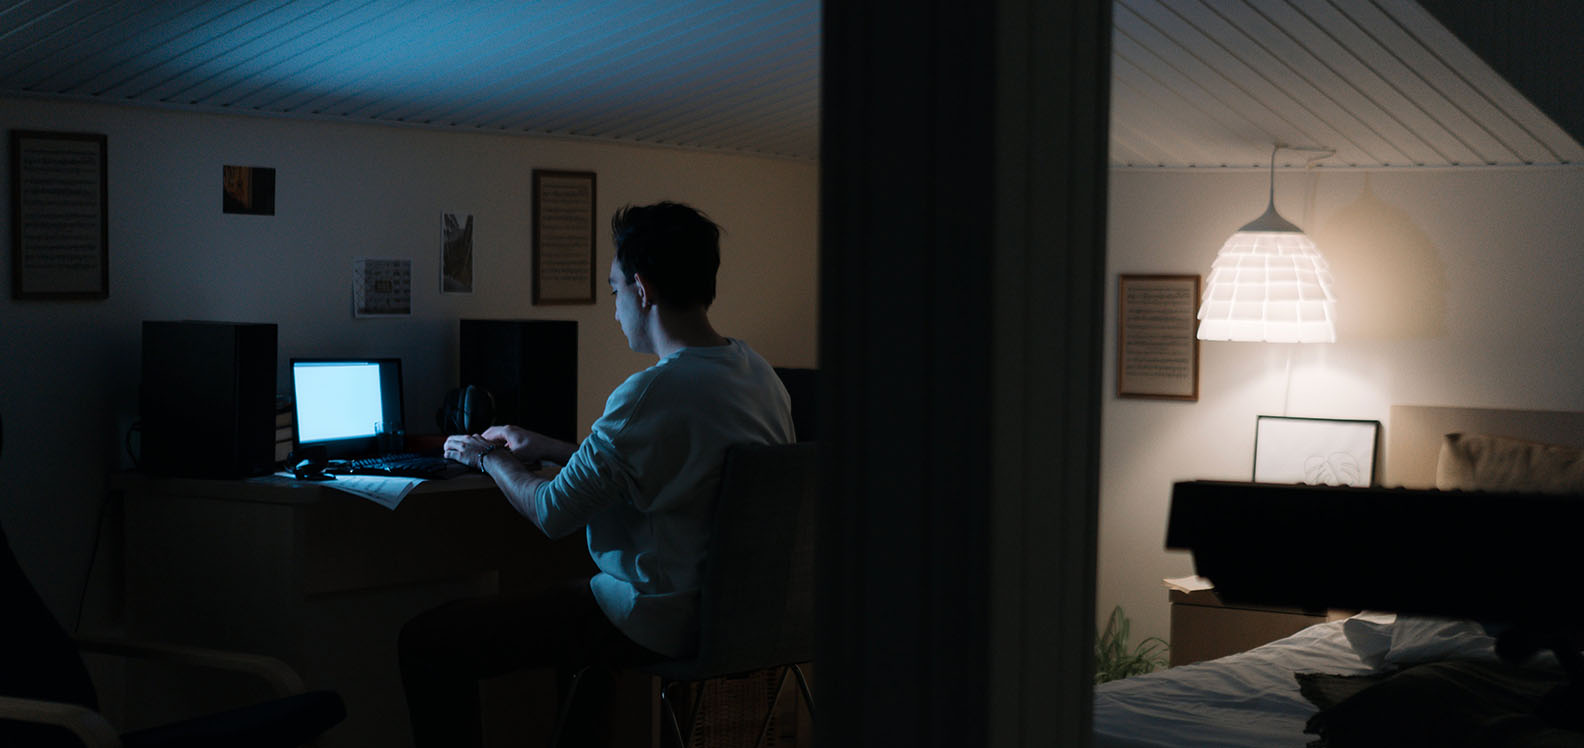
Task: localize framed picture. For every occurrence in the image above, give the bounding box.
[222,165,276,215]
[352,258,413,318]
[1116,274,1200,400]
[441,212,474,294]
[11,130,109,299]
[532,169,597,305]
[1253,415,1381,487]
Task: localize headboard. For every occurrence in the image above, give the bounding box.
[1385,404,1584,488]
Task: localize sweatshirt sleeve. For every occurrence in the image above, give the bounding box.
[532,429,636,538]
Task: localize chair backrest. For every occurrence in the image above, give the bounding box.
[772,368,818,442]
[671,441,818,679]
[0,409,98,746]
[0,523,99,709]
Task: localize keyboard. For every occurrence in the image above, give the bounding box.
[335,453,473,480]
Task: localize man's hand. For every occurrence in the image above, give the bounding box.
[481,425,577,465]
[480,425,533,452]
[446,428,556,534]
[443,433,501,468]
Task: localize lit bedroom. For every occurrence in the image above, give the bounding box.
[1095,1,1584,744]
[1,1,1582,747]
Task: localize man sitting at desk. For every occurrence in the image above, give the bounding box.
[400,201,795,747]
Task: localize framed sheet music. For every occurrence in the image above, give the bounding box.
[11,130,109,299]
[1117,274,1200,400]
[532,169,597,304]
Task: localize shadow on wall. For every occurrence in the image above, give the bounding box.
[1315,174,1448,342]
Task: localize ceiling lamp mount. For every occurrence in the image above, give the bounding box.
[1196,143,1337,344]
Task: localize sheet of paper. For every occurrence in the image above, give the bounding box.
[1162,575,1214,593]
[273,472,423,510]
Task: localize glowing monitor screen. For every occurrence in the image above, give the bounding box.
[290,358,404,459]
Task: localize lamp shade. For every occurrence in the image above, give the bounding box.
[1196,203,1337,343]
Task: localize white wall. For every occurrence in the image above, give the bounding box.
[15,96,1580,676]
[1100,165,1584,646]
[0,97,818,623]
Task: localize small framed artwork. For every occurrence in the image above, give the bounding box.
[352,258,413,318]
[1253,415,1381,487]
[532,169,597,305]
[441,212,474,294]
[1117,274,1200,400]
[222,165,276,215]
[11,130,109,299]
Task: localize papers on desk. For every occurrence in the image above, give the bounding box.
[272,472,423,510]
[1163,575,1214,593]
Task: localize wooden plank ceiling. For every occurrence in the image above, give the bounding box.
[0,0,1578,167]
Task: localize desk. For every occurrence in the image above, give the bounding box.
[115,472,647,748]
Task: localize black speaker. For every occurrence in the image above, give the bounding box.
[140,321,278,478]
[459,319,578,443]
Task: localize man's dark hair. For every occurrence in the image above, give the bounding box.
[611,202,722,309]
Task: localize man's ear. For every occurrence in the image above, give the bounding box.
[632,273,654,309]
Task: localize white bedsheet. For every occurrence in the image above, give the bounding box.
[1093,620,1381,748]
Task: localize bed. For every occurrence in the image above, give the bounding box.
[1093,405,1584,748]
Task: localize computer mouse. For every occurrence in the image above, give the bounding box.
[292,458,334,481]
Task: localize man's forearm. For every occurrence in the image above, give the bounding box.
[481,450,552,533]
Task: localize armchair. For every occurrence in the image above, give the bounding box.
[0,523,346,748]
[0,410,345,747]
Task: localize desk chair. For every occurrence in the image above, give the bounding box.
[0,415,346,747]
[646,441,818,748]
[550,441,818,748]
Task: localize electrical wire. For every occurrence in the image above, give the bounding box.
[73,490,111,635]
[125,419,141,470]
[74,420,139,633]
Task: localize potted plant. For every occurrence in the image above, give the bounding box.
[1094,605,1169,684]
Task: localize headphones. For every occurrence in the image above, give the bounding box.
[437,384,497,434]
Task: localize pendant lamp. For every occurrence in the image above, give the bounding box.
[1196,145,1336,343]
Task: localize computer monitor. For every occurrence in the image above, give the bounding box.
[290,358,405,460]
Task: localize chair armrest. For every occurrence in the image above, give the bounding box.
[73,635,307,697]
[0,695,122,748]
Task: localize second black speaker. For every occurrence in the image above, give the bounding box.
[459,319,578,443]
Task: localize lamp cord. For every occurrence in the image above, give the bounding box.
[1282,345,1295,417]
[1267,144,1278,207]
[1268,142,1336,186]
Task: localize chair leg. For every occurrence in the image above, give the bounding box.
[791,663,816,718]
[548,666,588,748]
[658,679,690,748]
[662,667,815,748]
[751,667,792,748]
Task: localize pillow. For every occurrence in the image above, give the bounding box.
[1341,611,1395,669]
[1435,432,1584,493]
[1385,615,1497,666]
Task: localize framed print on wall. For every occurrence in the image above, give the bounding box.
[1253,415,1381,487]
[1116,274,1200,400]
[11,130,109,299]
[352,258,413,318]
[532,169,597,305]
[222,165,276,215]
[441,212,474,294]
